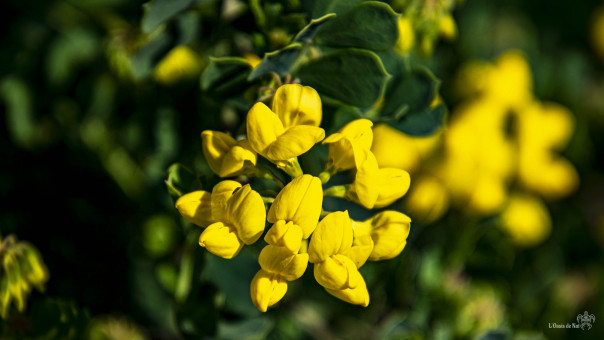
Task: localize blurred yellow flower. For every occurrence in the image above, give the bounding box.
[246,102,324,167]
[243,53,262,69]
[323,119,374,173]
[516,102,579,199]
[272,84,322,128]
[308,211,369,306]
[405,176,449,223]
[371,123,440,173]
[438,13,457,41]
[395,16,415,54]
[201,131,257,178]
[500,193,552,247]
[154,45,202,85]
[198,183,265,258]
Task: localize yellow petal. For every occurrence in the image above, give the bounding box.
[258,245,309,281]
[201,130,237,176]
[217,139,258,178]
[246,102,285,156]
[264,220,303,252]
[308,211,353,263]
[348,147,380,208]
[225,184,266,244]
[198,222,244,259]
[325,278,370,307]
[373,167,411,208]
[404,176,449,223]
[267,175,323,238]
[272,84,322,128]
[175,191,213,227]
[346,222,374,268]
[313,254,361,290]
[211,180,242,221]
[367,211,411,261]
[264,125,325,162]
[250,270,288,312]
[500,193,552,247]
[324,119,373,172]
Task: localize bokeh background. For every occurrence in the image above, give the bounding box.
[1,0,604,339]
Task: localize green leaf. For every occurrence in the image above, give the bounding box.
[381,67,440,119]
[143,215,178,258]
[312,0,363,18]
[201,248,260,316]
[296,49,389,107]
[389,104,447,137]
[141,0,194,33]
[165,163,202,200]
[328,106,364,133]
[201,57,252,95]
[248,44,303,81]
[217,317,274,340]
[314,2,398,51]
[294,13,336,42]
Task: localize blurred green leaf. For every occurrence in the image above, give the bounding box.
[141,0,194,33]
[312,0,364,18]
[293,13,336,42]
[389,104,447,137]
[202,248,260,316]
[47,29,99,86]
[25,298,90,340]
[217,317,274,340]
[248,44,303,81]
[156,262,179,294]
[381,67,440,119]
[0,77,36,149]
[143,215,179,257]
[165,163,202,200]
[314,2,398,51]
[296,49,389,107]
[201,57,252,95]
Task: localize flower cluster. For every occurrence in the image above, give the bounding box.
[371,50,578,246]
[175,84,411,311]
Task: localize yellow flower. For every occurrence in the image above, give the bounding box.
[487,51,533,108]
[154,46,202,85]
[405,176,450,223]
[346,146,411,209]
[516,102,578,199]
[246,102,325,167]
[175,190,213,227]
[267,174,323,240]
[252,224,310,312]
[199,183,265,259]
[395,16,415,54]
[371,123,440,173]
[272,84,322,128]
[364,211,411,261]
[438,13,457,41]
[250,269,288,312]
[323,119,373,173]
[500,193,551,247]
[201,131,257,178]
[308,211,369,306]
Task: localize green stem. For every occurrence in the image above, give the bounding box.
[279,158,303,178]
[323,185,347,198]
[255,166,285,188]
